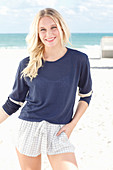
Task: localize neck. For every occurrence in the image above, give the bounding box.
[44,45,67,61]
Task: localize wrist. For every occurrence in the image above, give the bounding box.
[69,120,77,129]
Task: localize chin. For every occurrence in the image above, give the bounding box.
[45,43,57,48]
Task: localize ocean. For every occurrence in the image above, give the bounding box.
[0,33,113,49]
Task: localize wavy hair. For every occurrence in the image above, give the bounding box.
[22,8,70,81]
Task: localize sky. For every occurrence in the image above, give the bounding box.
[0,0,113,33]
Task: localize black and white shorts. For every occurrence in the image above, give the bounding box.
[15,119,75,157]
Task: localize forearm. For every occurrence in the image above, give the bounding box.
[70,100,88,128]
[57,100,89,138]
[0,107,9,124]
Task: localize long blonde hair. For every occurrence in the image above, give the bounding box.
[22,8,70,81]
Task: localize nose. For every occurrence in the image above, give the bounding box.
[46,29,52,37]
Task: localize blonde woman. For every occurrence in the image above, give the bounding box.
[0,8,92,170]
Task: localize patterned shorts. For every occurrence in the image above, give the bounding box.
[15,119,75,157]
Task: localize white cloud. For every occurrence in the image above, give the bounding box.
[75,0,113,22]
[79,5,88,12]
[101,12,108,16]
[0,0,58,17]
[37,0,57,7]
[66,9,76,15]
[18,0,57,8]
[0,6,9,15]
[0,5,32,18]
[60,8,76,16]
[0,0,57,10]
[0,0,113,33]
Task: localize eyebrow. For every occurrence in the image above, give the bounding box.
[39,24,57,28]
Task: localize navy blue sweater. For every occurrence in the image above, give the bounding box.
[3,47,92,124]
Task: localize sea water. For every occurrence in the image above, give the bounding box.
[0,33,113,49]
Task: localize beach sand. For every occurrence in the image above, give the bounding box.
[0,48,113,170]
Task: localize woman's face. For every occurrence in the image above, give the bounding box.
[38,16,61,48]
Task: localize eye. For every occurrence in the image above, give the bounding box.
[51,26,57,29]
[40,28,46,31]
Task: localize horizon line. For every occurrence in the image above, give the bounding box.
[0,32,113,34]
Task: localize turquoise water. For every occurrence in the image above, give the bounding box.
[0,33,27,48]
[0,33,113,49]
[70,33,113,48]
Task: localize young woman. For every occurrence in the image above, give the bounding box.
[0,8,92,170]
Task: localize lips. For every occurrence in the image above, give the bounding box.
[45,37,56,42]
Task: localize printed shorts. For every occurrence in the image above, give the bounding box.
[15,119,75,157]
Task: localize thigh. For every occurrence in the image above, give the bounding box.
[47,152,78,170]
[16,148,41,170]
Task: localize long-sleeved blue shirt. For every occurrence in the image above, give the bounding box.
[2,47,92,124]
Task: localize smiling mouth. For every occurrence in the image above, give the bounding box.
[45,37,56,42]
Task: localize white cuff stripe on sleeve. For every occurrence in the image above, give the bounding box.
[9,98,23,106]
[78,90,93,97]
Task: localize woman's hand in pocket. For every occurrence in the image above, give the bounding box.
[56,123,75,139]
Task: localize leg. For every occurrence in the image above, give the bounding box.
[16,148,41,170]
[47,152,78,170]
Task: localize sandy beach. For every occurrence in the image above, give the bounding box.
[0,47,113,170]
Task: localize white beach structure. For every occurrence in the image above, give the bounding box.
[101,36,113,58]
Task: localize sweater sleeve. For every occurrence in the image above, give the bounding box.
[78,54,92,105]
[2,59,29,115]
